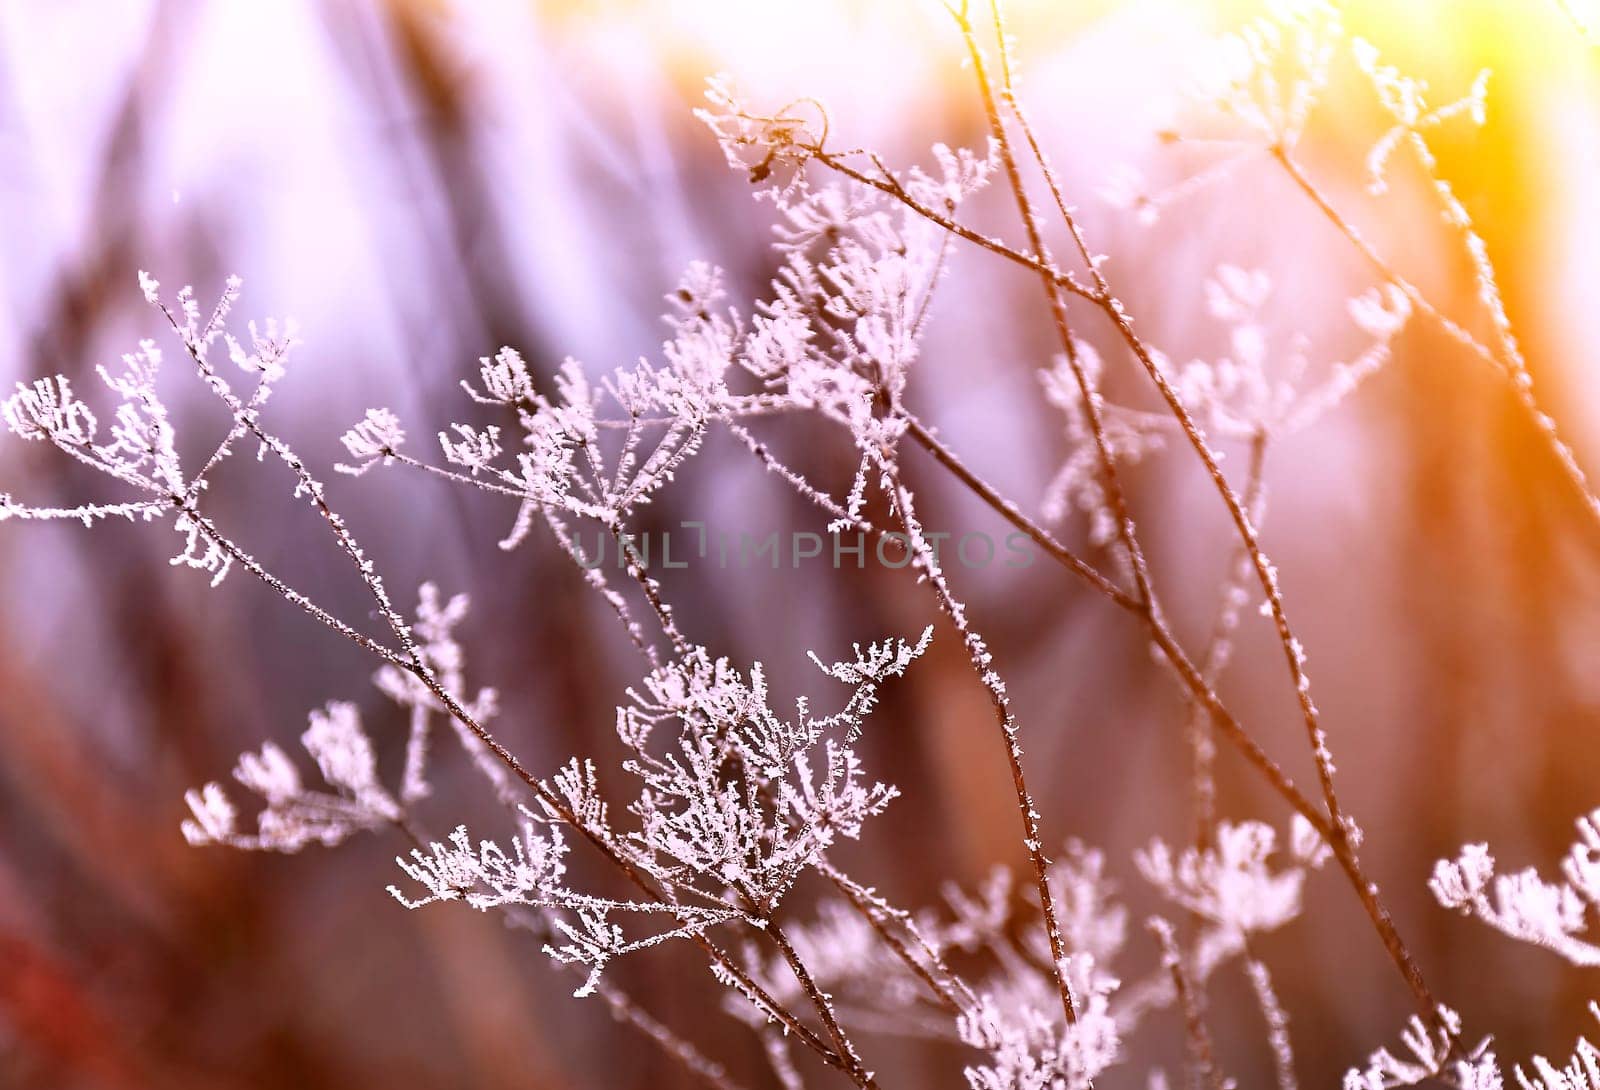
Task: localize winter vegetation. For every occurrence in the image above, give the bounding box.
[6,1,1600,1087]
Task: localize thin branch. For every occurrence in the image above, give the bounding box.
[767,917,880,1089]
[965,0,1437,1015]
[393,818,751,1090]
[902,418,1135,610]
[1186,430,1269,850]
[150,312,855,1076]
[1149,917,1226,1090]
[1272,144,1600,532]
[900,415,1332,841]
[815,860,975,1015]
[807,148,1100,304]
[1244,954,1297,1090]
[885,457,1083,1028]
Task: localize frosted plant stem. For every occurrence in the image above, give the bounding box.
[659,470,979,1018]
[901,416,1330,836]
[766,915,881,1089]
[950,9,1195,1036]
[611,522,692,658]
[816,860,975,1015]
[392,450,534,500]
[154,316,855,1076]
[42,431,412,667]
[1149,918,1225,1090]
[956,1,1439,1016]
[383,619,852,1072]
[0,497,167,525]
[620,561,920,1085]
[1272,144,1600,531]
[413,639,849,1069]
[897,420,1135,611]
[727,421,891,544]
[606,535,883,1088]
[556,431,960,1022]
[852,127,1436,1020]
[905,410,1440,1022]
[1244,954,1297,1090]
[408,417,977,1032]
[952,3,1154,621]
[806,149,1099,303]
[545,510,664,669]
[393,817,750,1090]
[390,452,665,667]
[592,978,751,1090]
[884,463,1083,1032]
[756,408,1368,1034]
[977,0,1336,839]
[504,485,891,1088]
[698,947,846,1072]
[184,374,273,502]
[213,499,843,1067]
[183,507,407,666]
[162,308,422,661]
[1185,430,1270,851]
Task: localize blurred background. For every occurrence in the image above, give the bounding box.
[3,0,1600,1086]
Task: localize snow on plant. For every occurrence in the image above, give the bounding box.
[1342,1002,1600,1089]
[611,633,926,898]
[1340,1005,1484,1089]
[733,844,1126,1089]
[1137,816,1330,938]
[181,584,498,851]
[9,2,1600,1087]
[1038,266,1411,543]
[182,701,400,851]
[398,627,936,1004]
[937,852,1124,1090]
[1512,1006,1600,1090]
[1431,808,1600,967]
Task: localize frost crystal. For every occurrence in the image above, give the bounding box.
[1430,808,1600,966]
[336,407,407,475]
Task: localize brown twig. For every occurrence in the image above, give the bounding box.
[884,457,1084,1028]
[1149,917,1227,1090]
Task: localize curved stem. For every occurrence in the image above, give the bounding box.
[884,458,1083,1028]
[766,918,880,1089]
[1185,430,1270,850]
[1273,144,1600,533]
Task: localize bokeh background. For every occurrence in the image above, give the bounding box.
[3,0,1600,1086]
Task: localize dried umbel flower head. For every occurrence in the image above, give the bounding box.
[336,407,406,475]
[3,376,98,445]
[697,75,829,189]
